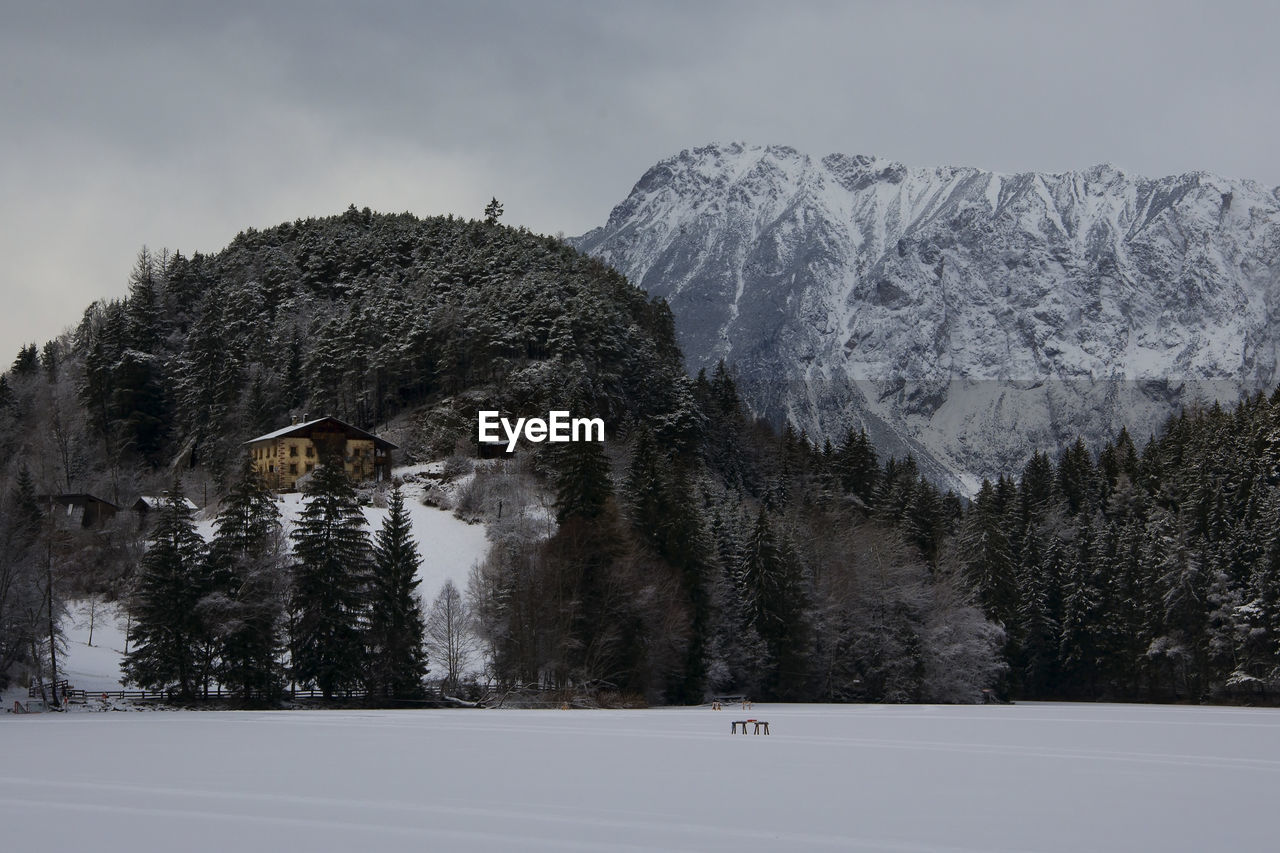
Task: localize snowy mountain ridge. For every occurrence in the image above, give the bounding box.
[574,143,1280,492]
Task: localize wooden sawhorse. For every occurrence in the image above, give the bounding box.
[731,719,770,735]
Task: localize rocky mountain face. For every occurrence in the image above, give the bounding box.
[574,143,1280,493]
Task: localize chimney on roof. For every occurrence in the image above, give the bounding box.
[291,414,299,426]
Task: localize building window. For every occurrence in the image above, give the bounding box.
[290,445,298,457]
[268,464,275,473]
[305,445,314,458]
[306,463,315,472]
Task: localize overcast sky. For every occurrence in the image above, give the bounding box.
[3,1,1278,362]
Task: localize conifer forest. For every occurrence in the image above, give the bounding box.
[3,208,1278,706]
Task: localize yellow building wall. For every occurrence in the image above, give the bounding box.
[248,436,387,492]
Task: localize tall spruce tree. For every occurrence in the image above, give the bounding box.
[959,481,1017,627]
[367,487,428,697]
[622,429,714,702]
[738,508,810,699]
[11,343,38,376]
[126,246,163,354]
[123,483,209,699]
[1,467,56,698]
[1058,515,1103,697]
[206,462,286,704]
[663,465,715,704]
[836,427,881,504]
[552,437,612,523]
[289,457,372,699]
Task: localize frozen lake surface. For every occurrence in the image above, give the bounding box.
[3,702,1278,851]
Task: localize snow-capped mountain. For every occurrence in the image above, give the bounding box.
[574,143,1280,493]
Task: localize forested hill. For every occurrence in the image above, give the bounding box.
[9,204,1276,707]
[0,206,695,497]
[0,204,1008,707]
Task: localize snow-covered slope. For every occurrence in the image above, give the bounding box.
[575,143,1280,491]
[252,489,489,611]
[57,599,132,693]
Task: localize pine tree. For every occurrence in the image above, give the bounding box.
[289,458,372,699]
[1,467,55,697]
[959,481,1017,627]
[123,483,209,699]
[205,462,286,704]
[1014,518,1062,696]
[1241,526,1280,683]
[111,349,169,464]
[552,437,612,523]
[39,340,59,383]
[484,197,504,225]
[367,487,428,697]
[1018,451,1057,521]
[174,292,242,454]
[78,331,115,439]
[1153,521,1209,699]
[10,343,38,376]
[126,246,163,353]
[10,465,43,546]
[623,426,670,549]
[1057,438,1096,516]
[738,509,810,699]
[662,465,716,703]
[903,478,945,562]
[1058,515,1105,697]
[836,427,880,504]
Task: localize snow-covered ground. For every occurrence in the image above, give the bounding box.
[3,703,1278,851]
[58,599,132,692]
[243,489,491,609]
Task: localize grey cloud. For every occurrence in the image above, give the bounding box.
[3,1,1278,360]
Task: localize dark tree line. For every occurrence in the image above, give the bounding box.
[957,393,1280,702]
[122,461,428,703]
[468,361,1002,705]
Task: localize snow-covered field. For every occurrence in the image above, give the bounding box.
[4,702,1278,851]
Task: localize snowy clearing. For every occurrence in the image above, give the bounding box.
[57,599,132,693]
[4,703,1279,851]
[252,491,490,608]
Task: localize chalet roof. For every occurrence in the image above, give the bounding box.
[38,493,120,510]
[243,416,398,450]
[133,495,199,512]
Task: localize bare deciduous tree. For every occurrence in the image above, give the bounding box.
[425,578,478,695]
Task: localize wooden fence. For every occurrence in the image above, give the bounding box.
[28,680,373,704]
